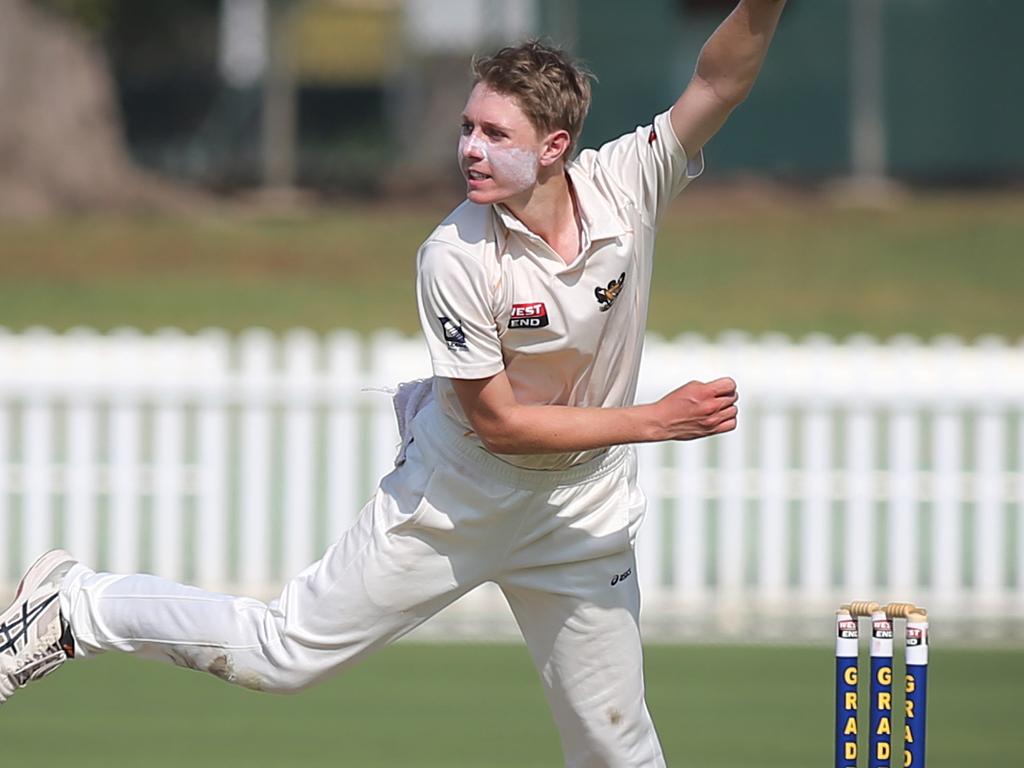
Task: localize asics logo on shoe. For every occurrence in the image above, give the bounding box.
[0,593,60,654]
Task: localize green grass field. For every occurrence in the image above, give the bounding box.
[1,192,1023,338]
[2,642,1020,766]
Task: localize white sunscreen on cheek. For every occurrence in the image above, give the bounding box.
[458,134,538,193]
[488,145,538,192]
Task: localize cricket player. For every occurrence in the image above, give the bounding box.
[1,2,786,765]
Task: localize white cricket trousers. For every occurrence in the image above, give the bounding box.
[60,402,666,767]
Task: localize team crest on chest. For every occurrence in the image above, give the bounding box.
[595,272,626,312]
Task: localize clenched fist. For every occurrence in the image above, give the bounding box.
[651,377,738,441]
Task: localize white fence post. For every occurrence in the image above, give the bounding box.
[325,330,362,541]
[974,338,1010,602]
[1018,337,1024,607]
[975,405,1005,598]
[0,328,10,582]
[238,329,275,590]
[282,329,318,576]
[22,329,55,573]
[674,438,707,605]
[152,329,188,582]
[716,444,746,597]
[842,336,878,598]
[931,405,962,598]
[717,334,748,601]
[758,403,788,602]
[65,329,100,569]
[108,328,144,574]
[800,336,836,600]
[1018,390,1024,606]
[802,405,832,597]
[195,329,231,589]
[887,337,921,595]
[845,425,875,598]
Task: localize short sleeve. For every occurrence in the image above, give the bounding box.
[416,241,505,380]
[590,109,704,225]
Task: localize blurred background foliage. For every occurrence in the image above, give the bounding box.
[3,0,1023,338]
[24,0,1024,192]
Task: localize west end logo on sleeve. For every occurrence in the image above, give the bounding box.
[509,302,550,329]
[437,316,467,350]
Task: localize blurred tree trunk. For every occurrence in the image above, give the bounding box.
[261,0,296,191]
[0,0,201,217]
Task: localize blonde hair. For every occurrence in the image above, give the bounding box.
[471,40,594,158]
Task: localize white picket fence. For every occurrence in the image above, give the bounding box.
[1,327,1023,641]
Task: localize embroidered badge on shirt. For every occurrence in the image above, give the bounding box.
[595,272,626,312]
[509,302,550,329]
[438,316,467,350]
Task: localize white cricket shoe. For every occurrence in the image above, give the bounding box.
[0,549,78,705]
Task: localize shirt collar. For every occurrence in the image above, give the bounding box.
[493,203,533,239]
[492,165,628,249]
[566,163,628,242]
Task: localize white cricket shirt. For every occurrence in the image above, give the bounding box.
[416,108,703,470]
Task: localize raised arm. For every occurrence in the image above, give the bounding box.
[671,0,787,159]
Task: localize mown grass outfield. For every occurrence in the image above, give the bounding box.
[2,643,1021,767]
[1,192,1023,338]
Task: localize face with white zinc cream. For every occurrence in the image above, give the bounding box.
[458,134,538,196]
[458,83,566,206]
